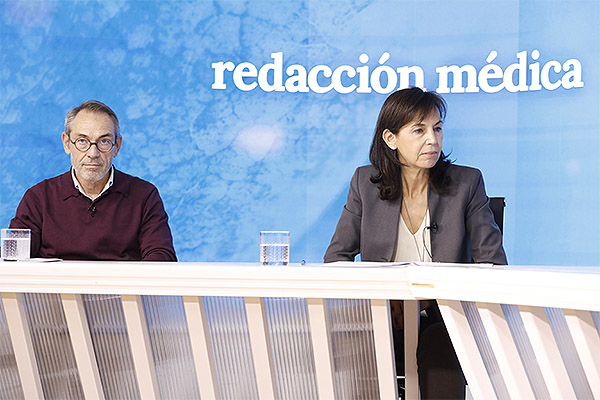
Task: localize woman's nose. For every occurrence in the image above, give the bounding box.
[424,128,436,144]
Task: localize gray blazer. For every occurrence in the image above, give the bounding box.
[324,164,507,265]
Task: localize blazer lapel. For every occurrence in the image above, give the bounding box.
[378,194,402,261]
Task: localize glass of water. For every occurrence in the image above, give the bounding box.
[1,229,31,261]
[260,231,289,266]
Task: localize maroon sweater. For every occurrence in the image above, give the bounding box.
[10,169,177,261]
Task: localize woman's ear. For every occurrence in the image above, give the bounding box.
[382,129,397,150]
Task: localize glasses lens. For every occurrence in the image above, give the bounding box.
[97,139,114,152]
[75,138,90,151]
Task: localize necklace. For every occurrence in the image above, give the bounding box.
[403,198,424,262]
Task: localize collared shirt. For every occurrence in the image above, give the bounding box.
[71,166,114,200]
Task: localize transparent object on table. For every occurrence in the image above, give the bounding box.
[260,231,289,266]
[1,229,31,261]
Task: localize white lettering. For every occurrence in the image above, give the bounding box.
[356,53,371,93]
[285,64,309,93]
[307,65,333,94]
[211,61,234,89]
[233,62,258,91]
[257,52,285,92]
[561,59,584,89]
[331,65,356,94]
[541,60,562,90]
[529,50,542,91]
[370,53,397,94]
[397,66,425,90]
[503,50,528,93]
[211,50,585,94]
[436,64,479,94]
[477,51,504,93]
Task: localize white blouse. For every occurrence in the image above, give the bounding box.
[392,209,432,263]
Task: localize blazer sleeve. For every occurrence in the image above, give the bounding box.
[324,168,363,262]
[465,171,508,265]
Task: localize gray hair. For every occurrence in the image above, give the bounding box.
[64,100,120,140]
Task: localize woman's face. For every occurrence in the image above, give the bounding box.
[382,110,443,171]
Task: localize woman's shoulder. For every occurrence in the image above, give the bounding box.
[347,165,383,198]
[355,164,378,175]
[445,163,483,180]
[352,165,380,185]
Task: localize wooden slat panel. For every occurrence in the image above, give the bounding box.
[476,302,535,399]
[370,299,398,400]
[244,297,277,399]
[564,309,600,398]
[306,297,336,400]
[437,299,496,400]
[183,296,218,400]
[518,305,577,400]
[1,292,44,400]
[121,294,160,399]
[61,293,105,400]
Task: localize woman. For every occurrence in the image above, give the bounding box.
[324,87,507,398]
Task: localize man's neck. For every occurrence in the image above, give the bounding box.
[80,178,109,198]
[72,167,114,200]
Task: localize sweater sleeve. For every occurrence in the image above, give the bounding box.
[9,188,43,258]
[139,187,177,261]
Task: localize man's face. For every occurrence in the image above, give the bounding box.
[61,109,122,187]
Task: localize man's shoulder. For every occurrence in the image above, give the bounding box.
[26,171,72,194]
[114,169,156,186]
[113,169,160,196]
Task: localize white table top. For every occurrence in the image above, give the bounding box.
[1,260,599,310]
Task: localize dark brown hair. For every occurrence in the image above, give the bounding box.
[369,87,452,200]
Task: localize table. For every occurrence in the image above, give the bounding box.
[1,261,599,399]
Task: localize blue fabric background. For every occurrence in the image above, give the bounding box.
[1,1,598,265]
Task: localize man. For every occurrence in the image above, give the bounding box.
[9,100,177,261]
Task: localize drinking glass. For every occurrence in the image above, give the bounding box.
[1,229,31,261]
[260,231,289,266]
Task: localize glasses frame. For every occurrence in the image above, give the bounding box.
[69,137,116,153]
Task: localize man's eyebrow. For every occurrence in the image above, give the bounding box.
[73,133,113,138]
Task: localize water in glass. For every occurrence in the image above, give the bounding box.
[2,237,30,261]
[261,243,289,266]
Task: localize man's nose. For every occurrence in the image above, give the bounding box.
[86,143,101,157]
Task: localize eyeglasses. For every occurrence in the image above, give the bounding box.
[70,137,115,153]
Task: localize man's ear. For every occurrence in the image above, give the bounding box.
[113,135,123,157]
[61,132,71,155]
[382,129,397,150]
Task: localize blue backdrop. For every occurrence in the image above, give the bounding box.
[1,0,598,265]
